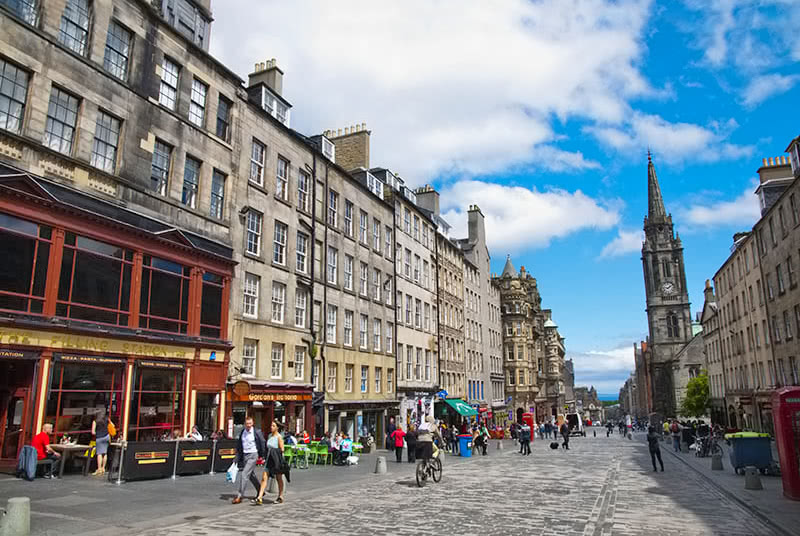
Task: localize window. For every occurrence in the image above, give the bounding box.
[344,255,353,290]
[290,346,305,380]
[127,365,184,442]
[189,79,207,126]
[344,201,354,237]
[413,215,420,240]
[792,194,800,226]
[311,360,320,390]
[1,0,38,25]
[416,348,422,379]
[271,282,285,323]
[386,322,393,354]
[372,268,381,300]
[344,364,353,393]
[328,190,338,227]
[326,304,337,343]
[424,303,431,331]
[137,255,189,333]
[245,211,262,256]
[359,211,368,243]
[373,219,381,250]
[0,58,28,134]
[181,156,200,208]
[375,367,382,393]
[271,343,284,378]
[328,363,338,392]
[210,170,226,219]
[243,273,259,318]
[373,318,381,351]
[385,277,393,306]
[59,0,90,55]
[769,218,777,246]
[404,249,412,278]
[360,314,368,349]
[423,261,430,289]
[292,169,308,212]
[415,299,422,328]
[360,262,368,295]
[0,213,51,314]
[44,87,79,155]
[344,310,353,346]
[103,20,131,80]
[773,315,781,343]
[387,369,393,393]
[423,225,429,248]
[150,140,171,195]
[200,272,223,338]
[90,111,121,173]
[405,295,412,324]
[666,313,679,338]
[385,226,392,257]
[789,256,796,288]
[326,246,338,284]
[785,310,793,340]
[294,232,308,274]
[407,346,413,379]
[404,208,411,234]
[295,290,307,328]
[276,157,289,201]
[216,96,231,140]
[241,339,257,376]
[273,221,287,265]
[361,366,368,393]
[425,350,431,381]
[159,58,180,110]
[767,274,775,300]
[777,263,785,294]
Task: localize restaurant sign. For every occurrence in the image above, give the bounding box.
[232,381,250,396]
[0,349,39,360]
[138,360,185,370]
[247,393,312,402]
[134,451,170,465]
[54,353,127,365]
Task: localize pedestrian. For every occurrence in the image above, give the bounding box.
[647,426,664,472]
[406,424,418,462]
[390,425,406,463]
[606,421,613,438]
[544,421,551,439]
[254,421,287,505]
[560,421,570,450]
[91,408,113,476]
[519,423,531,455]
[231,416,266,505]
[670,419,681,452]
[386,417,396,452]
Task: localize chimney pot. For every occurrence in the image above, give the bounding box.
[361,122,366,130]
[769,157,774,165]
[337,128,342,136]
[345,127,350,135]
[762,158,767,166]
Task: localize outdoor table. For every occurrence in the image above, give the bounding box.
[49,443,90,478]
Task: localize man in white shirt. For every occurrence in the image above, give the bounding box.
[232,417,266,504]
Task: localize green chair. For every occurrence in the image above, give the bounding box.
[284,446,295,466]
[313,445,330,465]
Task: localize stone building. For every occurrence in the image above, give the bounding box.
[640,155,694,418]
[574,386,602,423]
[547,316,568,413]
[0,0,238,456]
[383,173,438,429]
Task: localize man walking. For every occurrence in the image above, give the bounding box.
[560,421,570,450]
[647,426,664,472]
[606,421,613,437]
[386,417,396,453]
[231,416,266,504]
[670,419,682,452]
[519,423,531,455]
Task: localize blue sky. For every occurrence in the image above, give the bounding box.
[211,1,800,397]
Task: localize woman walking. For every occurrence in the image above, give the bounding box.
[389,425,406,463]
[253,421,287,505]
[91,409,113,476]
[406,424,418,463]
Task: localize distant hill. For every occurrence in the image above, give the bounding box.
[598,394,619,401]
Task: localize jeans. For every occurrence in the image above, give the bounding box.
[651,449,664,471]
[44,453,61,477]
[237,452,261,498]
[521,440,531,455]
[672,436,681,452]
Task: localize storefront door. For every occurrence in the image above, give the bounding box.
[0,360,34,462]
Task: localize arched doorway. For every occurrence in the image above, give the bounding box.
[516,407,524,424]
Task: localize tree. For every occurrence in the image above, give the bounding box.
[680,372,709,418]
[601,400,619,407]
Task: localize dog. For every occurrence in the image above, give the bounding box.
[549,441,559,450]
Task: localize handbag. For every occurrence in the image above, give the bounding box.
[107,421,117,437]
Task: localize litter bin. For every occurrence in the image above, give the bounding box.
[458,435,473,458]
[724,432,773,475]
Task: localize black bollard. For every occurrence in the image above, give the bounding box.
[593,430,596,437]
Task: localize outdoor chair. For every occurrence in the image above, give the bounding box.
[312,445,330,465]
[74,441,96,476]
[36,458,54,478]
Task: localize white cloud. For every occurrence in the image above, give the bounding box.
[439,180,620,252]
[678,180,761,228]
[209,0,657,183]
[741,74,800,109]
[586,112,754,163]
[569,345,636,395]
[599,229,644,258]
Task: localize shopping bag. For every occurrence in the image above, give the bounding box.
[226,462,239,483]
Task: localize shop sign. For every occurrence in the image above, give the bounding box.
[0,349,39,359]
[0,327,193,359]
[138,360,185,370]
[232,381,250,396]
[247,393,312,402]
[54,353,126,365]
[738,396,753,405]
[181,449,211,461]
[134,451,170,465]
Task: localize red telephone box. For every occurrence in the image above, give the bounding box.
[771,387,800,501]
[522,412,535,442]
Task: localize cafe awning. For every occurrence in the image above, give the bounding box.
[443,399,478,417]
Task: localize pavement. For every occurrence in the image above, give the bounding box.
[0,431,795,535]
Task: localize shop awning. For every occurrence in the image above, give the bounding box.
[443,399,478,417]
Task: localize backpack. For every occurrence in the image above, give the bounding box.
[108,421,117,437]
[670,422,679,434]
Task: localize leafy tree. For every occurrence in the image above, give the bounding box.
[680,372,709,418]
[601,400,619,407]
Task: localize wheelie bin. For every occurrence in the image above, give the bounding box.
[724,432,773,474]
[458,434,473,458]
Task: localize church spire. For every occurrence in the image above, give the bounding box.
[647,151,667,222]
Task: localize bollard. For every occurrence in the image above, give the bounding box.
[266,477,277,493]
[374,456,387,474]
[496,441,503,450]
[711,452,724,471]
[593,430,596,437]
[627,432,632,440]
[744,466,763,490]
[2,497,30,536]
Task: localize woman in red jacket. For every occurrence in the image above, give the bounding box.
[390,425,406,463]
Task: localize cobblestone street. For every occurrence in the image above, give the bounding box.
[131,434,783,536]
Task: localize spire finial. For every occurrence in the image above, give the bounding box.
[647,151,667,222]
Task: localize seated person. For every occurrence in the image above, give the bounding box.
[339,434,353,464]
[319,432,331,449]
[329,432,341,464]
[32,423,61,478]
[301,430,310,444]
[186,425,203,441]
[284,432,298,446]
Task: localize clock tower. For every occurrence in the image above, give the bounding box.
[641,153,692,418]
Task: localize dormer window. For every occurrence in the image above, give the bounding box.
[260,87,290,127]
[160,0,210,51]
[322,137,335,162]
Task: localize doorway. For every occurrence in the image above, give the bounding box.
[0,360,35,463]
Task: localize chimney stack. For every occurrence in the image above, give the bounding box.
[248,58,284,96]
[415,185,440,217]
[327,122,371,171]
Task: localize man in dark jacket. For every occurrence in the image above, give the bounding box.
[386,417,396,452]
[560,422,570,450]
[232,416,267,504]
[647,426,664,472]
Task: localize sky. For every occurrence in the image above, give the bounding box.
[210,0,800,397]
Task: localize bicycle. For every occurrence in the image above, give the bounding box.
[415,450,442,487]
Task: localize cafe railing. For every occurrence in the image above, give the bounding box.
[107,439,238,483]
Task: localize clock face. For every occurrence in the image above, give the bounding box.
[661,282,676,295]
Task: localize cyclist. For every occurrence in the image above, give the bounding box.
[416,415,441,463]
